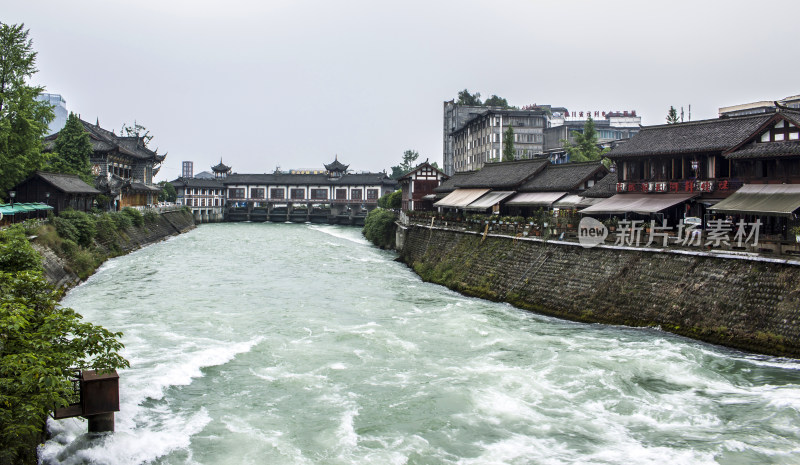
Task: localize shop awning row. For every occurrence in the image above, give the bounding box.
[433,189,489,208]
[463,191,515,211]
[710,184,800,217]
[579,193,697,215]
[436,189,600,211]
[0,203,54,215]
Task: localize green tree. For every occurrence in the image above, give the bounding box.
[362,208,397,249]
[666,106,679,124]
[562,116,610,163]
[378,189,402,209]
[158,181,177,202]
[484,95,510,108]
[503,126,515,161]
[120,121,153,147]
[389,149,420,179]
[48,112,93,183]
[0,226,129,463]
[0,22,53,198]
[456,89,482,106]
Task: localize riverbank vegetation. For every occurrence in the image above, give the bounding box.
[0,224,129,465]
[33,207,160,279]
[362,208,397,249]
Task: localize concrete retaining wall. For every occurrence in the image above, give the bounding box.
[398,224,800,357]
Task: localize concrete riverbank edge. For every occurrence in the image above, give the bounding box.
[35,209,196,289]
[396,223,800,358]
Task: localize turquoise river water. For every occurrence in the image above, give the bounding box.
[40,223,800,464]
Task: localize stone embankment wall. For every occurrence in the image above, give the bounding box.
[398,224,800,358]
[37,210,195,289]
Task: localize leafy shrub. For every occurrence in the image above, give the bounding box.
[109,211,132,230]
[122,207,144,227]
[95,214,120,249]
[378,190,402,209]
[362,208,397,249]
[0,225,43,273]
[60,238,79,257]
[58,210,96,247]
[143,210,159,224]
[51,216,79,244]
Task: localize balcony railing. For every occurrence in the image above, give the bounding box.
[616,179,745,194]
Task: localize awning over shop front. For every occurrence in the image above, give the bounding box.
[505,192,567,207]
[0,203,52,216]
[434,189,490,208]
[464,191,516,211]
[553,194,584,208]
[579,193,696,215]
[576,197,603,208]
[710,184,800,217]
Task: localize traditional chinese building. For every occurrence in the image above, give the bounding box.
[219,157,398,224]
[10,171,99,215]
[170,176,226,223]
[587,107,800,243]
[43,119,165,209]
[398,161,448,211]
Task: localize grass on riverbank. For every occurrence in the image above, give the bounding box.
[25,208,162,280]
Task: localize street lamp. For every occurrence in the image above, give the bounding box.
[9,190,15,208]
[45,191,50,205]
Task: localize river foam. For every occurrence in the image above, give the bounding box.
[43,223,800,464]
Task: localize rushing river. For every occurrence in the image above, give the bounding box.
[41,223,800,465]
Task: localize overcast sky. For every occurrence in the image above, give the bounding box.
[6,0,799,181]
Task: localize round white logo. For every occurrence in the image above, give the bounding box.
[578,217,608,248]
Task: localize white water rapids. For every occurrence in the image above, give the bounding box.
[40,223,800,464]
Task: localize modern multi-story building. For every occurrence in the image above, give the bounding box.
[35,93,68,135]
[450,108,552,173]
[719,95,800,117]
[544,110,642,164]
[182,161,194,178]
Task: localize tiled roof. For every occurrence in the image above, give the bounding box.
[452,159,549,189]
[170,177,226,188]
[324,157,349,172]
[607,114,773,158]
[212,160,231,172]
[518,161,607,192]
[726,140,800,159]
[398,161,447,181]
[44,119,165,162]
[582,171,618,198]
[434,171,477,193]
[35,171,100,194]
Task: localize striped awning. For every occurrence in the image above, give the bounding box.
[434,189,490,208]
[505,192,567,207]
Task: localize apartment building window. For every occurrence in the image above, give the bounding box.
[367,189,379,200]
[229,188,245,199]
[290,188,305,200]
[311,189,328,200]
[351,189,362,200]
[250,188,265,199]
[270,188,285,199]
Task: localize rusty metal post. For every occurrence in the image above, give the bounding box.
[87,413,115,433]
